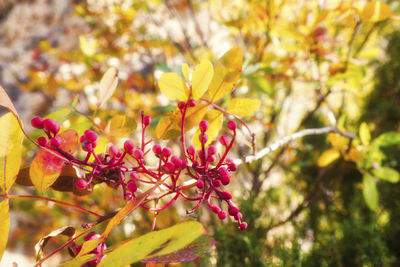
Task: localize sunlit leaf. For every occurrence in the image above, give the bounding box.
[182,63,190,82]
[0,113,23,193]
[372,167,400,183]
[79,35,97,56]
[98,221,206,267]
[207,46,243,102]
[98,67,119,108]
[317,149,340,167]
[0,85,21,122]
[142,234,215,263]
[105,115,133,138]
[0,200,9,261]
[192,110,223,149]
[362,174,378,211]
[372,132,400,147]
[158,73,189,101]
[30,129,78,194]
[359,122,371,146]
[59,254,96,267]
[191,60,214,100]
[227,98,261,117]
[359,1,392,22]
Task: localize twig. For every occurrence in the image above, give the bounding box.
[234,126,355,165]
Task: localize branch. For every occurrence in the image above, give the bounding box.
[234,126,356,165]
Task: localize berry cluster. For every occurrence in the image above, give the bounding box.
[31,109,247,230]
[69,232,106,266]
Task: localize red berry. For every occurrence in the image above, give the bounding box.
[143,115,152,126]
[109,145,122,157]
[50,136,62,148]
[130,172,140,180]
[164,162,175,172]
[196,179,204,189]
[177,101,185,110]
[221,191,232,200]
[207,155,216,163]
[124,140,134,154]
[152,144,162,155]
[43,119,60,135]
[227,120,237,131]
[228,205,239,216]
[75,179,88,189]
[221,176,230,185]
[218,211,227,220]
[219,135,229,146]
[162,147,172,158]
[234,212,243,221]
[84,232,101,241]
[188,99,196,107]
[219,167,231,179]
[187,145,196,156]
[127,180,138,193]
[199,133,208,143]
[239,222,248,230]
[212,179,222,187]
[80,135,86,143]
[171,156,182,168]
[31,117,44,129]
[207,145,217,155]
[198,149,207,160]
[126,193,134,200]
[37,136,47,146]
[82,141,93,152]
[228,162,238,172]
[84,130,98,142]
[134,149,144,159]
[199,120,209,132]
[211,205,221,214]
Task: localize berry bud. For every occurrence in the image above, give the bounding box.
[207,145,217,155]
[221,191,232,200]
[196,179,204,189]
[234,212,243,221]
[37,136,47,146]
[80,135,86,143]
[198,149,207,160]
[75,179,88,189]
[152,144,162,155]
[82,141,93,152]
[228,162,238,172]
[126,193,134,200]
[207,155,216,163]
[228,205,239,216]
[187,145,196,156]
[239,222,248,230]
[177,101,185,110]
[199,120,209,132]
[124,140,134,154]
[221,176,230,185]
[43,119,60,135]
[164,162,175,172]
[84,130,98,142]
[199,133,208,143]
[127,180,138,193]
[218,210,227,220]
[212,179,222,187]
[84,232,101,241]
[171,156,182,168]
[31,117,44,129]
[109,145,122,157]
[188,99,196,107]
[162,147,172,158]
[143,115,151,126]
[211,205,221,214]
[227,120,237,131]
[50,136,62,148]
[219,135,229,146]
[134,149,144,159]
[219,167,230,179]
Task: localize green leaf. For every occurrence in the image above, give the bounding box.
[372,167,400,183]
[191,60,214,100]
[158,73,189,101]
[0,113,23,193]
[362,174,378,211]
[372,132,400,147]
[44,108,72,123]
[59,254,96,267]
[0,199,9,261]
[359,122,371,146]
[249,76,273,95]
[97,221,205,267]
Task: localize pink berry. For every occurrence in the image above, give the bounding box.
[199,133,208,143]
[162,147,172,158]
[37,136,47,146]
[199,120,209,132]
[152,144,162,155]
[164,162,175,172]
[130,172,140,180]
[84,130,98,142]
[198,149,207,160]
[211,205,221,214]
[219,167,231,179]
[31,117,44,129]
[134,149,144,159]
[212,179,222,187]
[221,191,232,200]
[80,135,86,143]
[43,119,60,135]
[127,180,138,193]
[84,232,101,241]
[75,179,88,189]
[228,206,239,216]
[218,211,227,220]
[227,120,237,131]
[221,176,230,185]
[188,99,196,107]
[109,145,123,157]
[126,193,133,200]
[234,212,243,221]
[171,156,182,168]
[239,222,248,230]
[177,101,185,110]
[207,155,216,163]
[219,135,229,146]
[196,179,204,189]
[187,145,196,156]
[207,145,217,155]
[82,141,93,152]
[50,136,62,148]
[228,162,238,172]
[124,140,134,154]
[143,115,152,126]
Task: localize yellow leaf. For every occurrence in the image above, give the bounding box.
[192,110,223,149]
[105,115,135,138]
[79,35,97,56]
[227,98,261,117]
[0,113,23,194]
[158,73,189,101]
[182,63,190,82]
[317,149,340,167]
[0,200,9,261]
[359,1,392,22]
[328,132,349,152]
[191,60,214,100]
[98,67,119,108]
[207,46,243,102]
[359,122,371,146]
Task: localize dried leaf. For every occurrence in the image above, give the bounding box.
[98,67,119,108]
